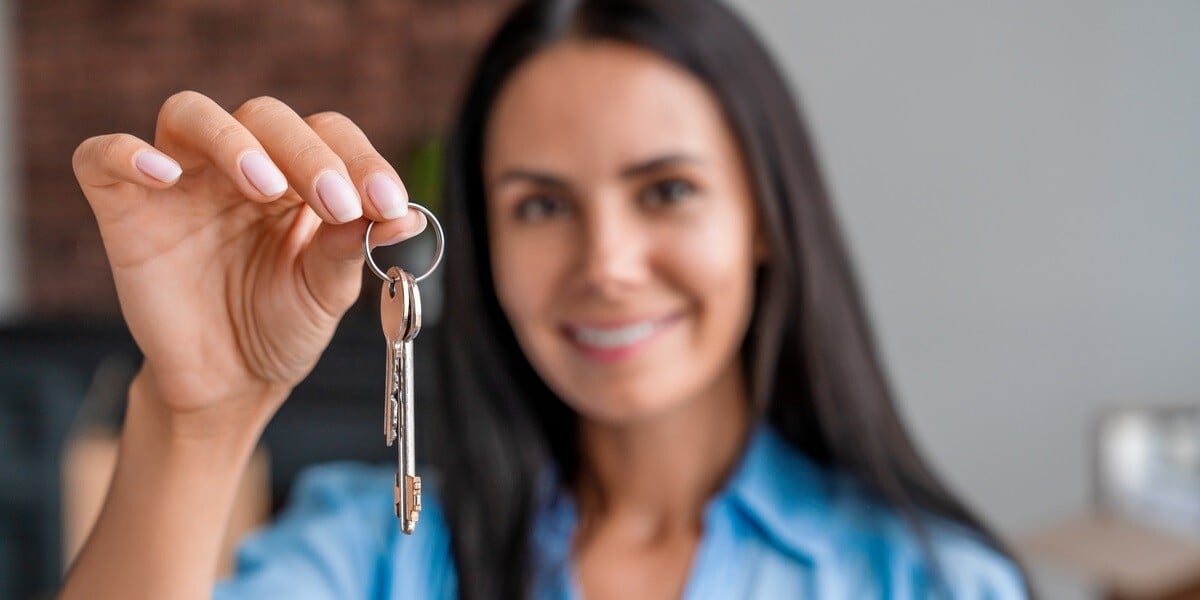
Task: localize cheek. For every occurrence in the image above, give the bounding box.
[490,228,565,334]
[662,209,758,321]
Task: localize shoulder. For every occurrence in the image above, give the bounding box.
[792,476,1027,598]
[726,425,1027,598]
[873,510,1029,599]
[214,461,456,599]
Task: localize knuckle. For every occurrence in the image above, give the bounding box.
[233,95,284,121]
[77,134,122,166]
[158,90,204,125]
[71,136,101,173]
[209,121,246,149]
[97,134,128,160]
[342,149,382,171]
[289,140,332,166]
[306,110,352,131]
[72,133,138,183]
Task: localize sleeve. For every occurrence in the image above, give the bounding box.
[212,462,415,600]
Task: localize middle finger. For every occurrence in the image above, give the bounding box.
[304,111,411,223]
[233,96,363,224]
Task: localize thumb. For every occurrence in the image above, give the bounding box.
[302,211,427,315]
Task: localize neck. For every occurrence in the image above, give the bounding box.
[574,364,752,538]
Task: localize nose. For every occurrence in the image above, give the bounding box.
[576,199,649,296]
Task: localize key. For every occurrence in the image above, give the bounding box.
[380,266,409,447]
[397,269,423,533]
[364,204,443,535]
[382,267,418,529]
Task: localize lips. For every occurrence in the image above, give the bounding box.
[562,314,682,363]
[570,320,660,348]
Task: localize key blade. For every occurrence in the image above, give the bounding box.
[381,267,409,446]
[402,340,415,467]
[385,341,396,445]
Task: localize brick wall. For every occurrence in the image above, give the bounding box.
[17,0,517,316]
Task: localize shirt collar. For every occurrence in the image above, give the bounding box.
[531,420,840,563]
[720,420,840,563]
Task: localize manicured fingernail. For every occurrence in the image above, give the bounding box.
[366,174,407,219]
[239,151,288,196]
[315,170,363,222]
[134,151,182,183]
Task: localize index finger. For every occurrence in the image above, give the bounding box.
[304,111,411,223]
[154,91,291,202]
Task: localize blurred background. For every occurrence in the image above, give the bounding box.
[0,1,1196,598]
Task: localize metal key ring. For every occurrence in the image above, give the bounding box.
[363,202,444,284]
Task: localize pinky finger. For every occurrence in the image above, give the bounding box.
[73,133,183,190]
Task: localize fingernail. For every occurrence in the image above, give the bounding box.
[239,151,288,196]
[315,170,363,222]
[134,151,182,183]
[366,174,407,219]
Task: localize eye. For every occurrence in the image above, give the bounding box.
[513,193,572,222]
[639,178,697,209]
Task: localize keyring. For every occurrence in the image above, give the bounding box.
[363,202,444,284]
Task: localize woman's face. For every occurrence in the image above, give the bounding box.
[484,40,762,424]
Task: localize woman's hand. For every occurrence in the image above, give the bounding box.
[61,92,420,598]
[72,91,422,433]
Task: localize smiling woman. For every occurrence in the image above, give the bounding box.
[432,0,1031,598]
[486,40,762,425]
[60,0,1030,599]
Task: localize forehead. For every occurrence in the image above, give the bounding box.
[483,39,734,177]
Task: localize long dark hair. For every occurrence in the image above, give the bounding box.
[432,0,1027,597]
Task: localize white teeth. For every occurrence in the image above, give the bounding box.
[571,321,659,348]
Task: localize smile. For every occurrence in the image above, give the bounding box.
[562,315,682,363]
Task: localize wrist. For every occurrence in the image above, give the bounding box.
[66,369,278,600]
[127,368,288,452]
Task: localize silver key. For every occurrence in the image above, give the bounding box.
[393,270,423,533]
[364,204,443,535]
[380,266,409,447]
[399,270,423,532]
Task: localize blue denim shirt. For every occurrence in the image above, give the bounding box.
[214,424,1026,599]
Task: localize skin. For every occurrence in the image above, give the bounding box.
[61,39,762,600]
[62,93,426,599]
[485,40,763,599]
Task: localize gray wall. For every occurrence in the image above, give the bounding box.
[728,0,1200,542]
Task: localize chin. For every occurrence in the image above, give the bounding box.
[558,380,689,425]
[520,326,708,424]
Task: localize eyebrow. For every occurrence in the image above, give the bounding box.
[492,153,703,189]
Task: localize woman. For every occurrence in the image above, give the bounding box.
[62,0,1030,598]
